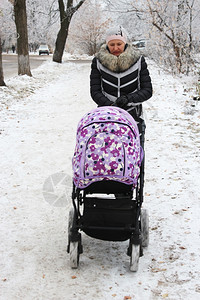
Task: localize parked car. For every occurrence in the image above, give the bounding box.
[39,45,49,55]
[132,40,145,49]
[132,40,147,56]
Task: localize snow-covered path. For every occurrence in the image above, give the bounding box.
[0,58,200,300]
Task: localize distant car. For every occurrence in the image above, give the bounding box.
[39,45,49,55]
[132,40,145,49]
[132,40,147,56]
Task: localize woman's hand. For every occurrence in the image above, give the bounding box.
[113,95,129,108]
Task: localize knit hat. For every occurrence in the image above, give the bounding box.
[106,26,128,44]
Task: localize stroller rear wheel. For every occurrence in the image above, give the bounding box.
[141,208,149,247]
[68,208,74,244]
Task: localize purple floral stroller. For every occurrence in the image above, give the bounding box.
[67,106,149,271]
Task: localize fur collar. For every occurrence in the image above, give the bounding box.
[96,44,141,73]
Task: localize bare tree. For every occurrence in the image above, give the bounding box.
[68,1,112,55]
[122,0,199,74]
[53,0,86,63]
[148,0,198,73]
[0,37,6,86]
[9,0,32,76]
[0,7,6,86]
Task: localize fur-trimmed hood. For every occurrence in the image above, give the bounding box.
[95,44,141,73]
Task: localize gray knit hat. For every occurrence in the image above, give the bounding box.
[106,26,128,44]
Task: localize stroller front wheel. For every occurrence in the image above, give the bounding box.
[69,241,80,269]
[68,208,80,269]
[130,244,140,272]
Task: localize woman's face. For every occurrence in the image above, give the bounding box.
[107,39,125,56]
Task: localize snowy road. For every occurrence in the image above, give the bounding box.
[0,58,200,299]
[2,54,52,79]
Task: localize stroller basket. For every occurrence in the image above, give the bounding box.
[82,197,137,241]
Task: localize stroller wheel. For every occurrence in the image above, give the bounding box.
[68,208,74,244]
[141,208,149,247]
[130,244,140,272]
[68,210,80,269]
[69,241,79,269]
[68,208,82,269]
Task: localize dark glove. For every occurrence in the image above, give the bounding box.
[114,95,129,108]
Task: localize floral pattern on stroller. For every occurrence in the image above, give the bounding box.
[73,106,142,188]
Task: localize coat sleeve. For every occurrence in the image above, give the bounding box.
[126,56,153,104]
[90,57,113,106]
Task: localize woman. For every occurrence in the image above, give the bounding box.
[90,26,152,120]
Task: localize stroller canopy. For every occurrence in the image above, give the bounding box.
[72,106,142,189]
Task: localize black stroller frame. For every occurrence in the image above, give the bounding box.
[67,118,149,272]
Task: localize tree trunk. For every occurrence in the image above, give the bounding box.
[53,0,70,63]
[0,37,6,86]
[53,28,69,63]
[53,0,85,63]
[14,0,32,76]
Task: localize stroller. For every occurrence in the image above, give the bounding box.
[67,106,149,271]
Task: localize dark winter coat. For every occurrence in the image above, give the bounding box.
[90,43,152,118]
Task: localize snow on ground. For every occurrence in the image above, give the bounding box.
[0,55,200,300]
